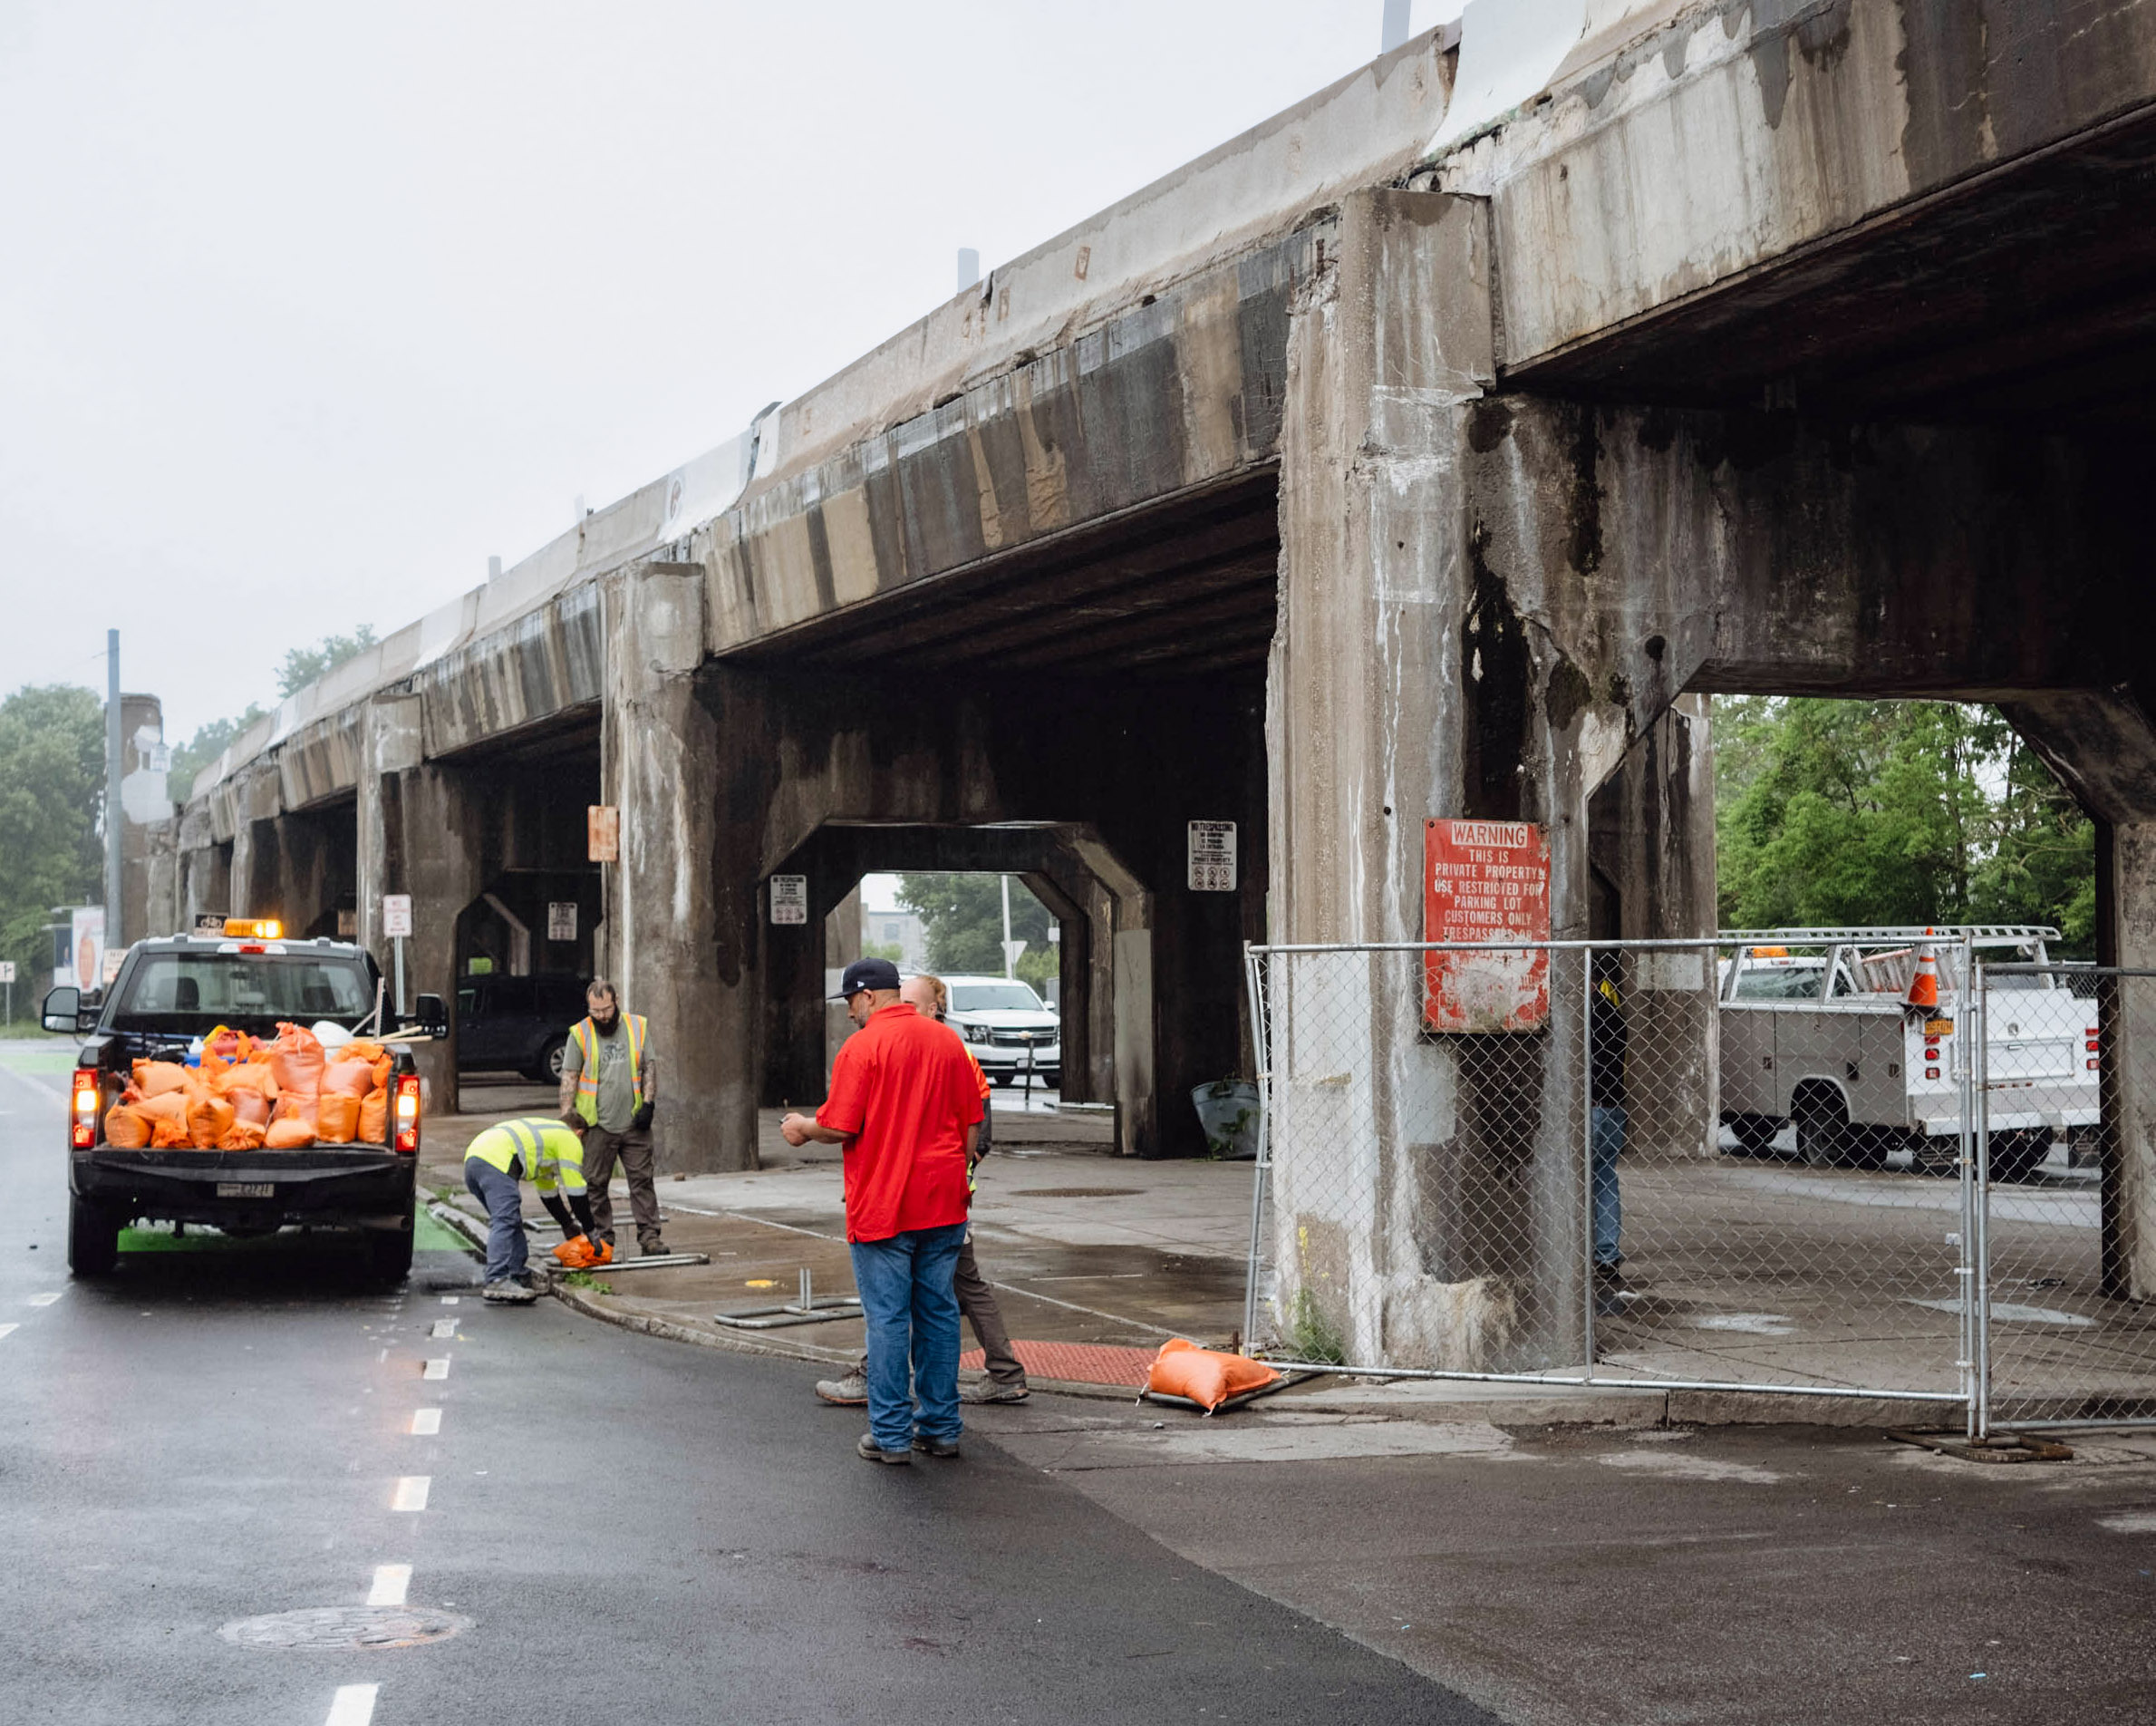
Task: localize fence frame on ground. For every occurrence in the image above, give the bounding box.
[1242,935,2029,1430]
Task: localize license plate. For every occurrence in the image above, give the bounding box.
[217,1182,275,1198]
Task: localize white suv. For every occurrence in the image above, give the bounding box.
[941,975,1060,1087]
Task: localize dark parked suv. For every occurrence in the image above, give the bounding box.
[455,973,589,1082]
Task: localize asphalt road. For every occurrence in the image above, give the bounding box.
[0,1044,1484,1726]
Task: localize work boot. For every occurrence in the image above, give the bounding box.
[482,1279,538,1305]
[817,1370,869,1406]
[962,1378,1030,1404]
[641,1236,670,1257]
[856,1433,912,1465]
[911,1433,962,1459]
[1593,1260,1629,1316]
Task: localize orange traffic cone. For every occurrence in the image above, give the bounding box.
[1906,930,1940,1011]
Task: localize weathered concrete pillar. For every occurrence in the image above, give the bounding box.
[602,562,740,1172]
[354,693,479,1110]
[1590,695,1719,1159]
[2005,689,2156,1303]
[1271,189,1612,1370]
[823,885,863,1083]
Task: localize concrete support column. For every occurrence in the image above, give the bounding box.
[1271,189,1602,1371]
[2100,823,2156,1300]
[602,563,740,1172]
[357,695,423,973]
[1590,696,1719,1159]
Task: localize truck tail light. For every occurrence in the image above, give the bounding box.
[72,1069,100,1148]
[393,1073,421,1153]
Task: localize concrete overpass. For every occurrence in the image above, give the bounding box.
[168,0,2156,1361]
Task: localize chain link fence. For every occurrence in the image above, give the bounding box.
[1977,965,2156,1429]
[1242,936,2156,1429]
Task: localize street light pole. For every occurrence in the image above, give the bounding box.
[104,629,122,959]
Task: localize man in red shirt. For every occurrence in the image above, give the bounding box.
[781,957,983,1464]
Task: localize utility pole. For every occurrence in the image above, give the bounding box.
[1001,874,1014,978]
[104,629,122,958]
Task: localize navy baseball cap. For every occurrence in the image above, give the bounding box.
[834,957,902,999]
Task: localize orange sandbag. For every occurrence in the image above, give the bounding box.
[340,1040,392,1089]
[131,1060,191,1099]
[265,1117,316,1149]
[315,1093,361,1143]
[103,1105,151,1149]
[187,1093,237,1149]
[357,1088,387,1143]
[214,1063,276,1101]
[323,1059,375,1098]
[231,1089,272,1128]
[1144,1338,1281,1412]
[268,1023,325,1109]
[134,1091,188,1128]
[150,1118,193,1149]
[217,1120,267,1150]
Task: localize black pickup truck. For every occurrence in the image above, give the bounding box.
[44,929,447,1282]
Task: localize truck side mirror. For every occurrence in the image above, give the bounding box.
[41,986,80,1033]
[411,993,450,1039]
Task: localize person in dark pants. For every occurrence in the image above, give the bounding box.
[816,973,1030,1408]
[781,958,984,1465]
[463,1116,597,1304]
[558,977,666,1256]
[1590,951,1629,1314]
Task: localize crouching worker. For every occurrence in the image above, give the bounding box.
[464,1116,601,1304]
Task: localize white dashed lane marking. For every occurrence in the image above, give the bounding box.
[0,1324,17,1342]
[422,1359,450,1380]
[2098,1510,2156,1533]
[28,1293,61,1307]
[411,1409,441,1436]
[430,1319,458,1339]
[325,1682,379,1726]
[367,1565,411,1606]
[391,1477,430,1513]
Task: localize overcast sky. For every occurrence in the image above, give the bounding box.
[1,1,1440,743]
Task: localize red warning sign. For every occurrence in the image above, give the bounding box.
[1424,819,1552,1033]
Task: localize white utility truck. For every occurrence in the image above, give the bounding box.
[1716,926,2096,1182]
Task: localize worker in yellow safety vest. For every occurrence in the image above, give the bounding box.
[557,976,666,1256]
[464,1116,601,1304]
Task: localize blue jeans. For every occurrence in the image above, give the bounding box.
[1592,1105,1626,1266]
[848,1222,967,1452]
[466,1158,527,1285]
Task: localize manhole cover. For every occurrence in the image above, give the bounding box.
[1007,1188,1141,1199]
[219,1606,472,1651]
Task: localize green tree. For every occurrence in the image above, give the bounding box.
[896,873,1058,992]
[1716,697,2095,953]
[277,624,378,697]
[168,705,266,802]
[0,684,106,1010]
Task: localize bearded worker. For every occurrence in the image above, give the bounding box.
[557,976,667,1257]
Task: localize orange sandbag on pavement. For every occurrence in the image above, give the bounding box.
[103,1105,152,1149]
[357,1088,387,1144]
[1144,1338,1281,1412]
[131,1060,191,1099]
[265,1117,316,1149]
[187,1093,237,1149]
[315,1093,360,1143]
[217,1120,268,1150]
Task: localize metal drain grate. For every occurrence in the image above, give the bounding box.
[219,1606,472,1651]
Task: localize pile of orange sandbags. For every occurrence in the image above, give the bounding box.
[97,1023,391,1152]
